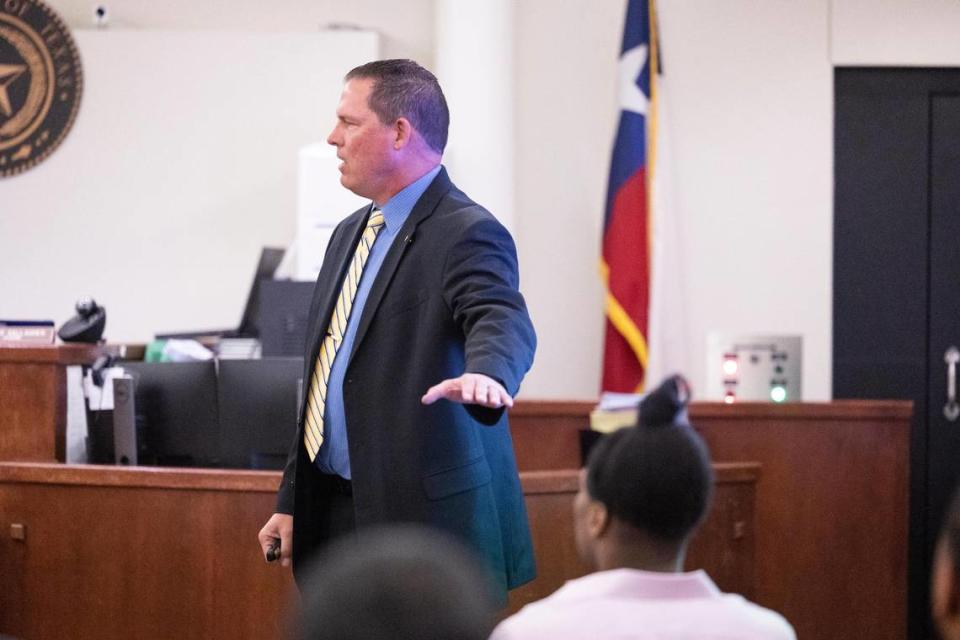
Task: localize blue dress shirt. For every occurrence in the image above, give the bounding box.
[315,165,442,478]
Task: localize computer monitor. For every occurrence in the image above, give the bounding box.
[122,361,221,467]
[217,358,303,469]
[258,280,315,357]
[235,247,286,338]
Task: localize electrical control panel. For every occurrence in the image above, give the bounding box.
[706,334,802,403]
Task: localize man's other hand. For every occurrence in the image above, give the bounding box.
[258,513,293,567]
[421,373,514,409]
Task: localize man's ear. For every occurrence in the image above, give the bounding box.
[587,501,610,540]
[393,117,413,150]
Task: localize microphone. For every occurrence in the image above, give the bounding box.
[404,234,414,245]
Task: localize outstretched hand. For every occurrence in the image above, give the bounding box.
[421,373,514,409]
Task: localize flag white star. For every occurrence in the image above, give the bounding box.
[618,44,648,116]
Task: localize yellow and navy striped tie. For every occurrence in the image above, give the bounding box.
[303,210,386,461]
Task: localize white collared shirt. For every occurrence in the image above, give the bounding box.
[491,568,796,640]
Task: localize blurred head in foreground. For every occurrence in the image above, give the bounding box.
[294,524,497,640]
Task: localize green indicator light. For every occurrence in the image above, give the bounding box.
[770,386,787,403]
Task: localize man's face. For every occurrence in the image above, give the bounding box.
[326,77,398,201]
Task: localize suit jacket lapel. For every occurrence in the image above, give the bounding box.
[348,168,452,363]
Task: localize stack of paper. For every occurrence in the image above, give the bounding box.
[590,391,646,433]
[218,338,261,360]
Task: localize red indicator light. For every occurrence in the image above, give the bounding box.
[722,354,739,378]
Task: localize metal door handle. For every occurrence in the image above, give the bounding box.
[946,346,960,422]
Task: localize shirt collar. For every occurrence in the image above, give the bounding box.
[554,568,722,602]
[373,164,442,234]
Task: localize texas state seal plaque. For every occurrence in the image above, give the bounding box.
[0,0,82,178]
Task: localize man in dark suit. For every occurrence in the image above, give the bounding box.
[258,59,537,598]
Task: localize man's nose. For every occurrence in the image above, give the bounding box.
[326,126,340,147]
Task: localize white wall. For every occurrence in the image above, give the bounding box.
[6,0,960,401]
[831,0,960,65]
[512,0,622,400]
[653,1,835,401]
[47,0,434,63]
[435,0,515,232]
[0,28,378,341]
[513,0,835,401]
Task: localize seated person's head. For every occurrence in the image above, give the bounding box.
[576,374,713,572]
[294,525,497,640]
[933,488,960,640]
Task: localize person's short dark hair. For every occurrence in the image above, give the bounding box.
[294,525,497,640]
[586,374,713,543]
[345,59,450,154]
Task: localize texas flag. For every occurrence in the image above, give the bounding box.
[601,0,676,394]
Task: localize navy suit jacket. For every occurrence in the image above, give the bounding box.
[276,167,537,595]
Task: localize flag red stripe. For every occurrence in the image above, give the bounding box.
[602,167,650,392]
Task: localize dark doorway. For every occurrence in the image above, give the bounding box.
[835,67,960,639]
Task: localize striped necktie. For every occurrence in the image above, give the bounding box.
[303,209,386,461]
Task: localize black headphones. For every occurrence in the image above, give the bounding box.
[58,297,107,344]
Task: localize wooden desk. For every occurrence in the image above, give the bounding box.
[0,464,293,640]
[694,402,910,640]
[0,345,101,462]
[0,365,910,640]
[0,462,756,640]
[509,401,593,471]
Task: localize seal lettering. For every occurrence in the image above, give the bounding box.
[3,0,33,18]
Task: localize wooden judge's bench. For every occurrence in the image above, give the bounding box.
[0,346,911,640]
